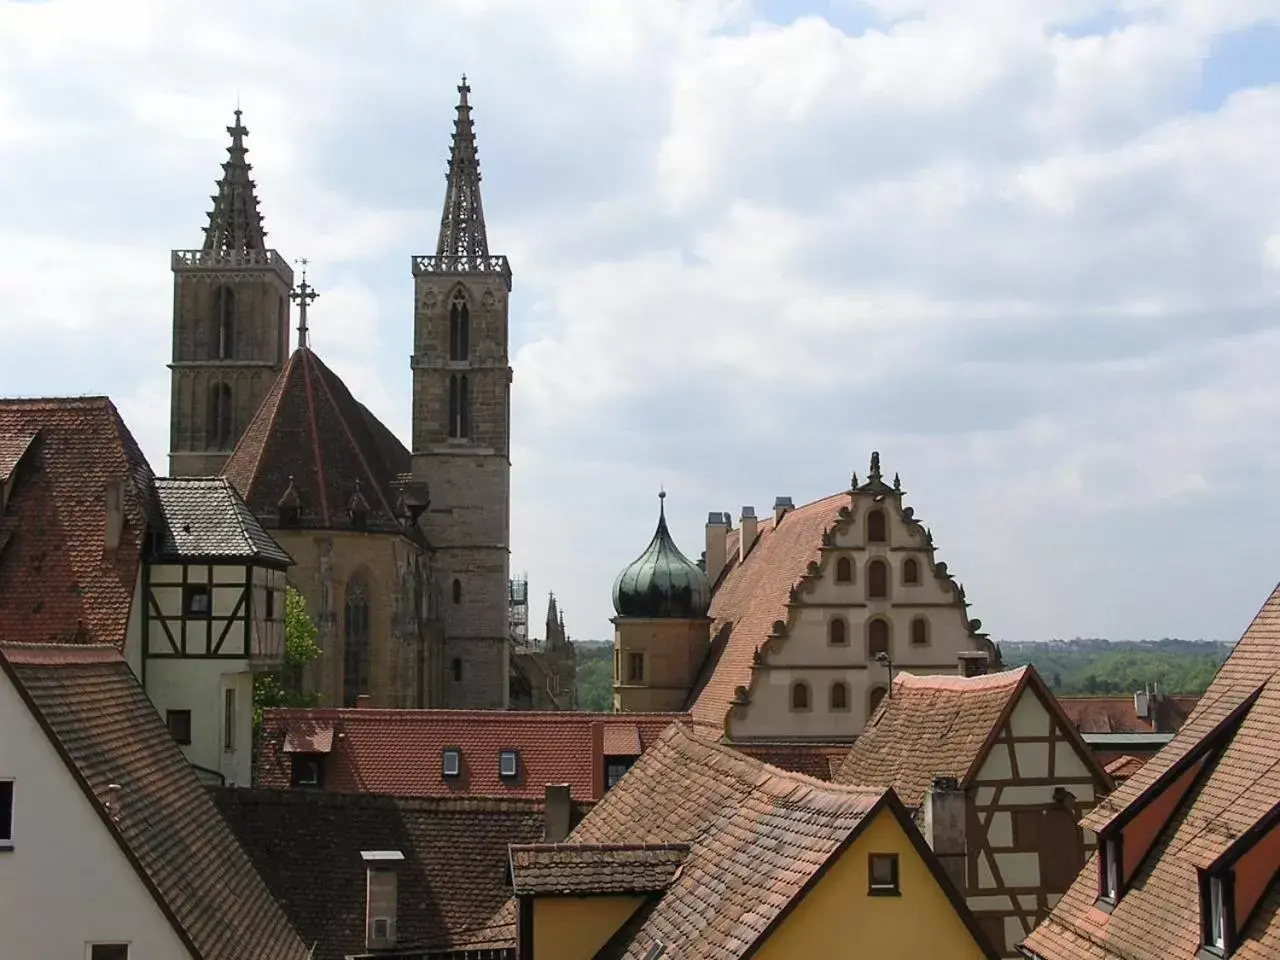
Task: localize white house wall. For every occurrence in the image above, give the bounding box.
[0,669,193,959]
[144,659,253,787]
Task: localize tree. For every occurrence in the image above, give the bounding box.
[253,585,322,729]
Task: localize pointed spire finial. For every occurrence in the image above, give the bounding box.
[203,107,267,255]
[869,451,882,482]
[436,77,490,263]
[893,472,901,491]
[290,259,319,349]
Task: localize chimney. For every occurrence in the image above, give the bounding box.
[362,850,405,951]
[104,479,124,552]
[924,776,966,893]
[957,652,988,678]
[705,512,729,584]
[544,783,572,843]
[356,694,372,709]
[103,783,122,822]
[773,496,794,526]
[739,506,758,563]
[1134,688,1150,721]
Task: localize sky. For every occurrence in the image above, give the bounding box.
[3,0,1280,647]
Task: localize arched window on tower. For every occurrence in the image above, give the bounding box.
[449,293,470,361]
[835,557,853,583]
[828,617,848,646]
[448,374,471,439]
[213,285,235,359]
[830,681,849,711]
[903,557,921,585]
[790,681,811,712]
[867,618,891,659]
[868,685,888,717]
[342,575,371,707]
[911,616,929,646]
[207,382,234,450]
[867,508,887,543]
[867,559,889,599]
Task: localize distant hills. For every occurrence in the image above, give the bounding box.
[573,637,1234,708]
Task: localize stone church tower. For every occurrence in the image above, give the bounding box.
[168,110,292,478]
[411,79,512,708]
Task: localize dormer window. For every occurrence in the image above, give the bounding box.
[1207,874,1227,951]
[443,747,461,778]
[499,749,519,779]
[1099,835,1122,904]
[291,753,325,788]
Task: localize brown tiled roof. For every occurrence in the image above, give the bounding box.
[688,493,847,728]
[257,708,687,801]
[222,347,411,535]
[0,643,309,960]
[0,397,154,648]
[508,843,689,896]
[1057,694,1197,735]
[1102,754,1146,782]
[1022,583,1280,960]
[0,431,36,483]
[730,741,851,781]
[602,722,642,756]
[213,788,574,960]
[834,666,1109,807]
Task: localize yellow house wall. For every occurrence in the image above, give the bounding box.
[755,809,990,960]
[531,895,646,960]
[730,492,989,741]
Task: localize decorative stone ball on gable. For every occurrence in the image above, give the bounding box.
[612,492,711,619]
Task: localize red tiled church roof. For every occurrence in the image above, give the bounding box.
[222,347,411,534]
[1023,583,1280,960]
[0,397,154,649]
[257,708,689,801]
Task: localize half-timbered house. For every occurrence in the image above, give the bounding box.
[835,665,1112,958]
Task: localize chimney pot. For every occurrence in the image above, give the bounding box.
[704,513,730,586]
[356,694,372,709]
[1134,690,1150,721]
[739,507,758,563]
[924,777,966,893]
[361,850,405,951]
[773,496,794,526]
[544,783,572,843]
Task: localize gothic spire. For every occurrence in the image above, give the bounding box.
[203,108,268,255]
[546,591,559,631]
[436,76,490,262]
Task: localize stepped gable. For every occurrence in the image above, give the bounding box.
[222,347,411,535]
[1022,583,1280,960]
[0,397,154,648]
[687,492,847,728]
[1,643,310,960]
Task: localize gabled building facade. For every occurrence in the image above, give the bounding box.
[0,398,292,786]
[0,642,310,960]
[1021,583,1280,960]
[835,666,1112,958]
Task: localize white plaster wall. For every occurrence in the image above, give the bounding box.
[144,660,253,786]
[123,568,144,681]
[0,670,193,959]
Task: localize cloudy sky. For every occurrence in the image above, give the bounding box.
[4,0,1280,647]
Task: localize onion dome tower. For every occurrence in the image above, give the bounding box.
[611,492,713,714]
[613,491,711,619]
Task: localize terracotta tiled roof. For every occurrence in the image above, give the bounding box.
[213,788,569,960]
[834,666,1109,808]
[1056,694,1197,735]
[222,347,411,535]
[1102,754,1146,782]
[0,643,309,960]
[688,493,848,728]
[257,708,688,801]
[730,741,852,781]
[602,722,642,756]
[151,476,292,565]
[508,843,689,896]
[1022,583,1280,960]
[0,397,154,649]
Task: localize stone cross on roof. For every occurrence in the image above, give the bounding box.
[290,259,318,349]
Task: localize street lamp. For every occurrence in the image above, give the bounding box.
[875,651,895,697]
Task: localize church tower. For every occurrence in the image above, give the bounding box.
[411,78,512,709]
[169,109,292,477]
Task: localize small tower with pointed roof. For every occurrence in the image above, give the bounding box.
[611,492,713,712]
[410,78,513,709]
[169,109,292,477]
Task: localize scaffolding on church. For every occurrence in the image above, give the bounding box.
[509,576,529,646]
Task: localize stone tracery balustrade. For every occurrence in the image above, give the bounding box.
[171,249,295,285]
[412,254,512,285]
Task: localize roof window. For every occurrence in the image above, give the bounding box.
[442,747,461,778]
[500,749,519,779]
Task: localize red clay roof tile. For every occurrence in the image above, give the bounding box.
[509,843,689,896]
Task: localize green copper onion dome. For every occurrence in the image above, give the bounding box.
[612,492,711,618]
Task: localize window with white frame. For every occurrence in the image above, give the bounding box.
[1208,875,1226,950]
[499,750,519,778]
[443,747,461,778]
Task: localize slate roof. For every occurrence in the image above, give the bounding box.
[1021,583,1280,960]
[0,643,309,960]
[213,788,576,960]
[0,397,155,648]
[551,723,995,960]
[222,347,413,535]
[1056,694,1196,735]
[508,843,689,896]
[257,708,688,801]
[834,666,1109,808]
[151,476,292,566]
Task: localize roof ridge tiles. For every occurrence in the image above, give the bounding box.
[0,642,124,665]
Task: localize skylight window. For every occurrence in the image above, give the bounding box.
[500,750,519,778]
[443,747,461,778]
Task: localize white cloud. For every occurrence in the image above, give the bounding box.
[3,0,1280,646]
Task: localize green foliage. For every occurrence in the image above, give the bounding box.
[575,641,616,712]
[253,586,323,729]
[1002,638,1231,696]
